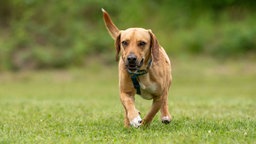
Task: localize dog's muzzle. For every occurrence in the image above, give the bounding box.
[126,54,144,72]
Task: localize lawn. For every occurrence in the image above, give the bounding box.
[0,57,255,143]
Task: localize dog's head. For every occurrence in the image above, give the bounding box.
[102,9,160,73]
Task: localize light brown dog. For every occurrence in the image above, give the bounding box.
[102,9,172,128]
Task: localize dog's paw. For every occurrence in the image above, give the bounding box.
[161,116,171,124]
[130,115,142,128]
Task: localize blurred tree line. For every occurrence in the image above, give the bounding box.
[0,0,256,70]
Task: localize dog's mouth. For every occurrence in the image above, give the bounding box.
[126,59,144,73]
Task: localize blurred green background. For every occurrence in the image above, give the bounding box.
[0,0,256,71]
[0,1,256,142]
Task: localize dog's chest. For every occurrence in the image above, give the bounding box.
[139,82,158,100]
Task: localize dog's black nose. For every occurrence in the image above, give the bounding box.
[127,54,137,63]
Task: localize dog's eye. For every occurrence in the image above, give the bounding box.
[122,41,128,47]
[138,41,146,47]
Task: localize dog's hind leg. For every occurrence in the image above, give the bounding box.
[142,97,163,126]
[160,92,172,124]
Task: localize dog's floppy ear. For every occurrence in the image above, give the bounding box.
[102,8,120,39]
[148,30,160,62]
[115,33,121,61]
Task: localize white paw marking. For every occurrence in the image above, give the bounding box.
[130,115,142,128]
[162,116,170,121]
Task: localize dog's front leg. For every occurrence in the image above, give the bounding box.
[120,92,142,128]
[143,97,163,126]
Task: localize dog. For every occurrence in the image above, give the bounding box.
[102,9,172,128]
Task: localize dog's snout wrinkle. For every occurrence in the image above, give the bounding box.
[139,58,144,67]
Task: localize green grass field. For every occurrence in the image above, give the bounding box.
[0,57,255,143]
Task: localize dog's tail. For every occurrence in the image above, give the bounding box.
[102,8,120,39]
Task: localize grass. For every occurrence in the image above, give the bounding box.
[0,57,255,143]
